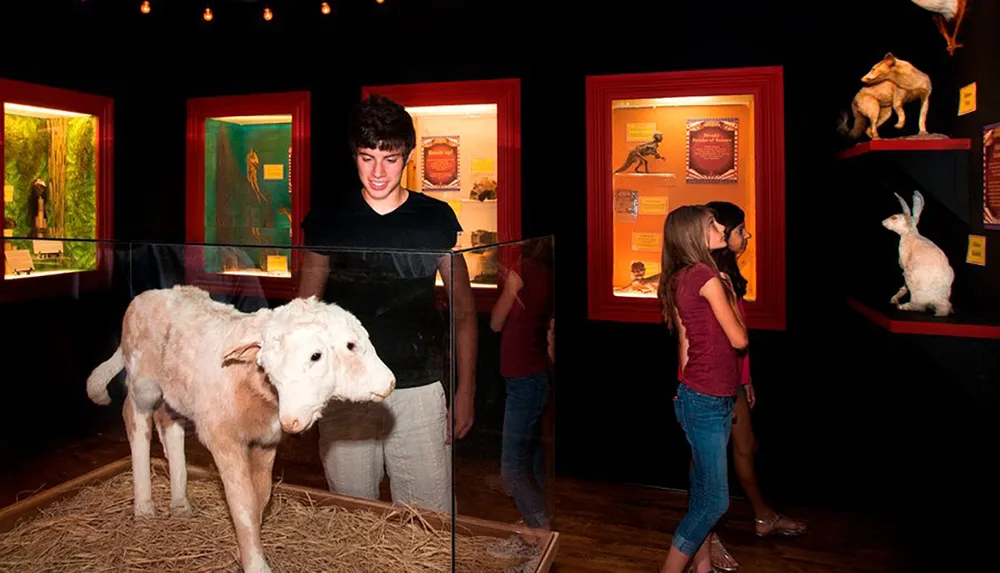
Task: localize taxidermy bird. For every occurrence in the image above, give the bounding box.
[911,0,967,55]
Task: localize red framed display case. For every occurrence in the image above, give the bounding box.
[184,91,311,300]
[1,78,115,302]
[586,66,787,330]
[360,79,522,312]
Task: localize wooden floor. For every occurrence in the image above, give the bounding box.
[1,427,913,573]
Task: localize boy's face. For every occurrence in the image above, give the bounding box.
[355,147,409,201]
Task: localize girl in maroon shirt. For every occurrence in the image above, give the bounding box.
[490,240,554,538]
[657,205,748,573]
[702,202,807,571]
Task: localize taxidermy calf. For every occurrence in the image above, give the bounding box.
[86,285,396,573]
[844,53,932,140]
[882,191,954,316]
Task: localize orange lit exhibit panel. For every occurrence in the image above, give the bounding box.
[610,95,758,302]
[586,68,786,329]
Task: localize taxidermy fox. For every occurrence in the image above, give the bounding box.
[841,53,932,140]
[883,191,954,317]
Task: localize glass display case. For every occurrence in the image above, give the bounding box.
[0,78,115,302]
[184,91,311,299]
[0,235,557,573]
[586,67,787,330]
[360,79,522,311]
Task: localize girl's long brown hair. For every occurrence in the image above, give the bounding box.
[657,205,728,330]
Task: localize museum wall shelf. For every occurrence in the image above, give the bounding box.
[184,91,311,300]
[836,138,972,161]
[848,295,1000,339]
[360,79,522,313]
[1,78,115,303]
[585,66,786,330]
[834,141,999,336]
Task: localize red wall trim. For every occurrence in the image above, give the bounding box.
[585,66,787,330]
[848,297,1000,340]
[0,78,115,302]
[836,138,971,161]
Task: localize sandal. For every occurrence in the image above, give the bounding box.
[710,533,740,571]
[754,513,807,537]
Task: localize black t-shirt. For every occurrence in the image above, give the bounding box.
[300,190,462,389]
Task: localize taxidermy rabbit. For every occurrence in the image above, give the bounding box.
[882,190,954,316]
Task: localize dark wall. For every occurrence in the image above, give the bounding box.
[952,0,1000,314]
[2,0,997,532]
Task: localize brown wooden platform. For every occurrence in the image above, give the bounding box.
[0,455,558,573]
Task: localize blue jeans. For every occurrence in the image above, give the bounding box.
[671,383,735,556]
[500,370,550,528]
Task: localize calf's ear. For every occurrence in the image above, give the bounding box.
[222,340,262,366]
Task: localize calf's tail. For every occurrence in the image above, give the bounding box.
[87,346,124,406]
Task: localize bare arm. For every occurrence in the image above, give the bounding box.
[438,253,478,439]
[700,277,749,350]
[297,251,330,298]
[489,270,522,332]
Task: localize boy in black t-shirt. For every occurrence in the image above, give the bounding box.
[298,95,477,513]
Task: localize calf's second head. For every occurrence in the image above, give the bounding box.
[223,297,396,434]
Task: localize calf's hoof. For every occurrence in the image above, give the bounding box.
[170,500,194,518]
[134,500,155,518]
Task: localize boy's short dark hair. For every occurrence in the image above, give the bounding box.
[348,94,416,158]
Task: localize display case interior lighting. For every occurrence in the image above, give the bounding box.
[404,104,498,117]
[4,103,91,119]
[612,95,754,109]
[211,114,292,125]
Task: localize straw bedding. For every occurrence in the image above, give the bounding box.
[0,465,542,573]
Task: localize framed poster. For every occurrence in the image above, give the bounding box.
[421,136,461,191]
[686,118,739,184]
[984,122,1000,230]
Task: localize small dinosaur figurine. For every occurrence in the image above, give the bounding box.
[615,133,664,174]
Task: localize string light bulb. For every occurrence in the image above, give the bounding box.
[321,2,331,14]
[140,1,151,14]
[263,7,273,21]
[203,7,213,21]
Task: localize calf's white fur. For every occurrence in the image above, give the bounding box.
[86,285,396,573]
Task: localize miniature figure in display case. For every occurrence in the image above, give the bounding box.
[1,78,114,300]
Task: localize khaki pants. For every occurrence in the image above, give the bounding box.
[317,381,452,514]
